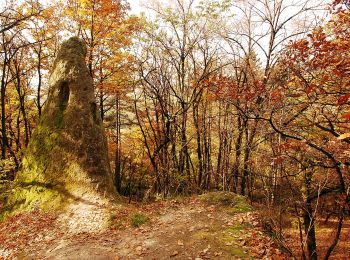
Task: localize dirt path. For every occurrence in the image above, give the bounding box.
[0,194,286,259]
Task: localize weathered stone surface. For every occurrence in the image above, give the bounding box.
[5,37,116,214]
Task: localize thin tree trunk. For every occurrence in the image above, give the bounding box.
[114,94,121,192]
[303,171,318,260]
[233,114,243,193]
[323,208,345,260]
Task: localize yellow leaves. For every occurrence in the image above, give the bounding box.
[287,81,296,88]
[337,133,350,140]
[79,0,90,9]
[61,0,140,94]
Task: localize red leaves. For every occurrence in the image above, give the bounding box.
[342,111,350,120]
[279,140,306,152]
[273,156,284,165]
[206,74,264,104]
[338,94,350,105]
[321,74,329,83]
[306,84,316,95]
[331,0,350,11]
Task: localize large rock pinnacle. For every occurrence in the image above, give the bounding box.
[6,37,116,214]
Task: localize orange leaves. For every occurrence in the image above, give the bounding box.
[62,0,141,95]
[331,0,350,11]
[307,27,327,49]
[282,1,350,150]
[279,140,306,152]
[271,90,282,102]
[290,39,309,52]
[320,74,330,84]
[0,210,57,258]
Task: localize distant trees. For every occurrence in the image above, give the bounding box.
[0,1,47,164]
[132,0,225,195]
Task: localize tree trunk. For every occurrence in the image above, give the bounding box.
[303,172,318,260]
[114,94,121,192]
[233,114,243,193]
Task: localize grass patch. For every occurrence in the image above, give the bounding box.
[193,230,211,240]
[194,221,250,258]
[130,212,149,227]
[226,195,253,214]
[199,191,253,213]
[226,222,245,233]
[221,222,249,258]
[199,191,238,205]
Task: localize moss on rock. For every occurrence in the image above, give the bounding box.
[2,37,116,218]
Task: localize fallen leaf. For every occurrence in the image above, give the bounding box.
[177,240,184,246]
[135,246,143,256]
[259,249,266,255]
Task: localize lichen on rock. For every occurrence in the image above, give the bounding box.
[3,37,116,216]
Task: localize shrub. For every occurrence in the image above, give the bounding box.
[130,212,149,227]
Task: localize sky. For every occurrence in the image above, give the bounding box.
[0,0,145,14]
[129,0,146,14]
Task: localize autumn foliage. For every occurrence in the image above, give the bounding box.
[1,0,350,258]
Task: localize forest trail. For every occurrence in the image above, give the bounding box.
[0,193,286,259]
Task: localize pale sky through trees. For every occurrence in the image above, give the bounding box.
[129,0,142,14]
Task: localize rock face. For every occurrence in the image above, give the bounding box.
[6,37,115,213]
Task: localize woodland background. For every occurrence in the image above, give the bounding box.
[0,0,350,259]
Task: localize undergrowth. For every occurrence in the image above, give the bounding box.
[130,212,149,227]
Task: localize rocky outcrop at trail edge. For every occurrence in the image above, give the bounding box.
[5,37,116,219]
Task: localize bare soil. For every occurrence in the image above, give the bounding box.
[0,196,288,259]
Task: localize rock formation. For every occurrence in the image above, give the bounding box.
[6,37,116,214]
